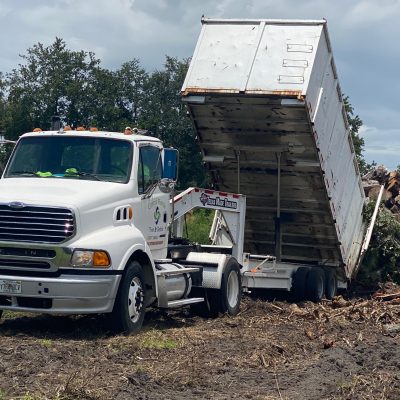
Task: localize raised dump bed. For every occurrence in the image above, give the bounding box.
[181,18,366,279]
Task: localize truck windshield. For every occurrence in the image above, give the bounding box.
[5,136,133,183]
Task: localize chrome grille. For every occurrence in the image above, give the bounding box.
[0,259,51,269]
[0,205,75,243]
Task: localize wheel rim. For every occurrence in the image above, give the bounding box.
[127,277,144,323]
[227,270,239,308]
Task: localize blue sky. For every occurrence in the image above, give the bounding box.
[0,0,399,169]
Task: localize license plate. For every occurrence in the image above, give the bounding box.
[0,279,22,294]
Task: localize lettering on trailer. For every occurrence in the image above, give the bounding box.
[200,193,237,210]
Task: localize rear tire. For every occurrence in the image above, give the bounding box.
[219,259,241,315]
[292,267,310,301]
[306,267,325,303]
[111,261,146,334]
[324,268,337,300]
[190,258,241,318]
[0,310,3,320]
[190,288,219,318]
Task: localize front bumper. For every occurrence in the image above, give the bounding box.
[0,273,121,314]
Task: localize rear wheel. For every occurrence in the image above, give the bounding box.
[306,267,325,303]
[324,268,337,300]
[292,267,310,301]
[220,259,241,315]
[0,310,3,320]
[190,258,241,317]
[111,261,145,334]
[190,288,219,318]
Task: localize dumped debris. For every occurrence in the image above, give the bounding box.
[1,291,400,400]
[363,165,400,216]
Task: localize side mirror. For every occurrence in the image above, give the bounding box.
[162,148,178,181]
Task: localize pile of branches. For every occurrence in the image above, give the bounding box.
[363,165,400,217]
[361,166,400,285]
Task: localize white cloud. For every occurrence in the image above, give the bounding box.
[343,0,400,26]
[360,125,400,169]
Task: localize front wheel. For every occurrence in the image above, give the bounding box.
[111,261,145,334]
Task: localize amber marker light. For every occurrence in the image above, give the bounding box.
[33,128,42,132]
[128,207,133,220]
[90,127,98,132]
[93,251,111,267]
[76,126,85,131]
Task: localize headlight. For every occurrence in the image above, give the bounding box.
[71,250,111,268]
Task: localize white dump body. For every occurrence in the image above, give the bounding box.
[182,19,365,279]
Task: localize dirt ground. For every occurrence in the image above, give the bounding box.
[0,289,400,400]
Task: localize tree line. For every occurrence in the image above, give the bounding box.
[0,38,205,188]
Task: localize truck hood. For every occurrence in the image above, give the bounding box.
[0,178,131,209]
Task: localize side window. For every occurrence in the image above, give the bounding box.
[137,146,162,194]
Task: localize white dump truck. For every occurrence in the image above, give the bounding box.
[0,19,377,333]
[177,18,380,301]
[0,130,242,333]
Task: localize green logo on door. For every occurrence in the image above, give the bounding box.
[154,206,161,225]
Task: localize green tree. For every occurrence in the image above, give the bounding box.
[115,59,148,128]
[344,96,373,174]
[0,72,13,172]
[139,56,205,188]
[5,38,124,136]
[361,201,400,285]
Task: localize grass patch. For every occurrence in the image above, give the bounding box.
[2,311,22,319]
[141,331,177,350]
[183,209,214,244]
[39,339,53,348]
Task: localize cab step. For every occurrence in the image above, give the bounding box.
[155,266,200,276]
[166,297,204,308]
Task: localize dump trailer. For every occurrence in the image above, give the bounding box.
[178,18,377,300]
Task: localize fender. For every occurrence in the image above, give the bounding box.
[67,224,151,271]
[186,252,235,289]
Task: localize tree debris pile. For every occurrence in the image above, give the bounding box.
[1,292,399,400]
[363,165,400,217]
[361,165,400,285]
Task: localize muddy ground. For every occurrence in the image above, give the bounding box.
[0,291,399,400]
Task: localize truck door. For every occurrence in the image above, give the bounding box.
[135,143,170,259]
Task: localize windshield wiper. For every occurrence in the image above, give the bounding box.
[10,171,39,177]
[72,171,102,181]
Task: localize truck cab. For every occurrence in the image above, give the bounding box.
[0,129,242,332]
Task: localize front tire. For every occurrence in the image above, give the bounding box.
[111,261,145,334]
